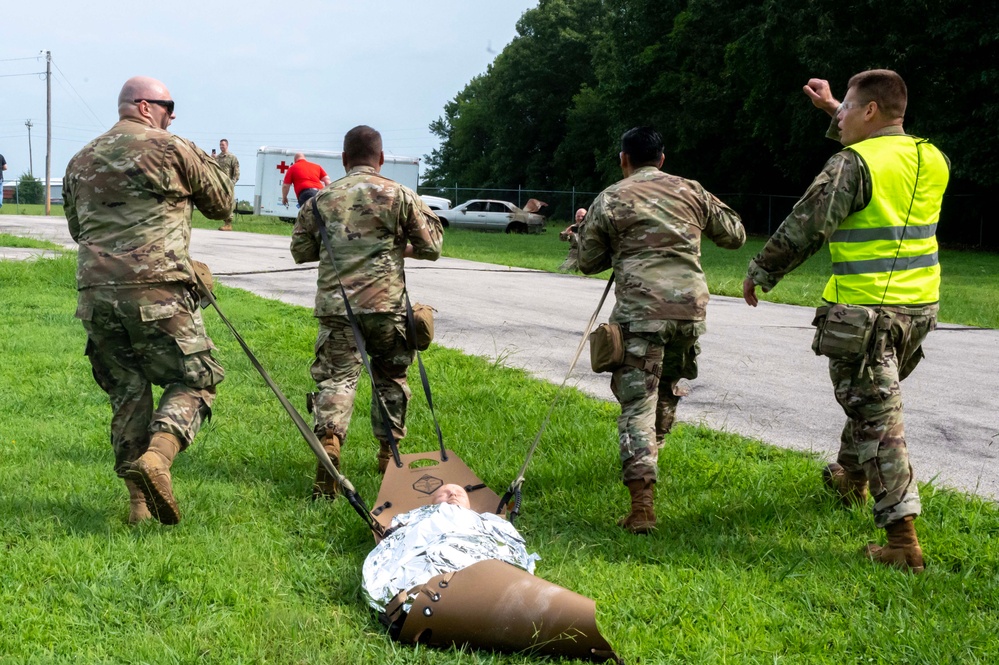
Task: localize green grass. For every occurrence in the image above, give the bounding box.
[0,233,64,250]
[440,221,999,328]
[2,254,999,663]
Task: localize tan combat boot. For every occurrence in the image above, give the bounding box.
[823,463,869,508]
[218,223,233,231]
[378,440,397,474]
[312,431,341,500]
[617,479,656,534]
[125,431,182,525]
[124,478,152,525]
[865,516,925,573]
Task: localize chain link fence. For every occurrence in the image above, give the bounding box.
[418,185,995,248]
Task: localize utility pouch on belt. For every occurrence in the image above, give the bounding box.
[191,260,215,308]
[811,303,878,362]
[589,322,625,373]
[406,303,435,351]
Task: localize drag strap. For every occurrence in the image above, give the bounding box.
[193,271,382,537]
[498,273,616,518]
[311,196,403,470]
[404,288,446,461]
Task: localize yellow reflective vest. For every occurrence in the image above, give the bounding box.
[823,134,949,305]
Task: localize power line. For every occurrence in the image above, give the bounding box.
[0,56,43,63]
[0,71,45,78]
[50,58,105,130]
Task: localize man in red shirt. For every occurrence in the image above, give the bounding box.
[282,153,332,207]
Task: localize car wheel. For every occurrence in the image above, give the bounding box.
[505,222,527,234]
[440,219,449,228]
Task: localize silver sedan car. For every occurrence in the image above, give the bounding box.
[437,199,547,234]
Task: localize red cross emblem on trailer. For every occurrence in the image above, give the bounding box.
[276,160,290,174]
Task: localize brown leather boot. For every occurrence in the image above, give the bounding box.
[617,479,656,534]
[125,432,182,525]
[218,223,233,231]
[823,463,869,508]
[377,441,396,474]
[865,516,925,573]
[312,431,341,500]
[124,478,152,525]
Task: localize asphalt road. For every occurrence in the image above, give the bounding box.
[4,214,997,499]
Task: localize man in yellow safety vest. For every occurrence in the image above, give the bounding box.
[743,69,949,573]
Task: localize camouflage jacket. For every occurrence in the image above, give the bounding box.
[64,119,234,289]
[290,165,443,317]
[578,166,746,322]
[215,152,240,183]
[746,124,950,302]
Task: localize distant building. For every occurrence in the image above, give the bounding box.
[1,178,64,205]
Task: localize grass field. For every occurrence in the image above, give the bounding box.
[2,253,999,663]
[8,204,996,328]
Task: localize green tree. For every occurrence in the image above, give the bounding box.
[17,172,43,205]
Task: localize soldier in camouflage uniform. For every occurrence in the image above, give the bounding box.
[64,76,234,525]
[290,125,443,499]
[558,207,587,272]
[578,126,746,534]
[744,71,949,573]
[215,139,240,231]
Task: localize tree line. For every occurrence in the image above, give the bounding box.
[423,0,998,247]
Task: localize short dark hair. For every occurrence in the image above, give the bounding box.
[620,126,663,167]
[847,69,907,119]
[343,125,382,165]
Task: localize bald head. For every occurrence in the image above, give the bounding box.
[118,76,174,129]
[575,208,587,224]
[294,153,306,162]
[430,483,471,510]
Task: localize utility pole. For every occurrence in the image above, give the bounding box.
[24,120,34,176]
[45,50,52,215]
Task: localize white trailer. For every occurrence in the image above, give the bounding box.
[253,146,420,220]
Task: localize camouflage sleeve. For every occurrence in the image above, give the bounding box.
[699,185,746,250]
[747,151,868,292]
[577,193,613,275]
[231,157,240,184]
[63,173,80,242]
[401,189,443,260]
[178,139,235,221]
[290,198,321,264]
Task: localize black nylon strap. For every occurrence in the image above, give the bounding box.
[404,287,447,461]
[193,269,382,537]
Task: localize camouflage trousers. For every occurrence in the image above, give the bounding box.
[610,320,705,484]
[826,305,937,528]
[76,283,225,477]
[310,313,414,446]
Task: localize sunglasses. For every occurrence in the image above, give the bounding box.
[134,99,175,114]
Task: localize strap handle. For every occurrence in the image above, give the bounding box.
[498,272,616,520]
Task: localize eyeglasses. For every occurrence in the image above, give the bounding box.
[838,101,864,112]
[134,99,175,114]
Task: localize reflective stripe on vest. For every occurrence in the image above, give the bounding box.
[822,134,949,305]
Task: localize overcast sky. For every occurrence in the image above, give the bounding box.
[1,0,538,197]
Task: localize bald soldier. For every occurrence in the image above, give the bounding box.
[578,126,746,533]
[64,76,234,525]
[291,125,443,498]
[282,153,331,207]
